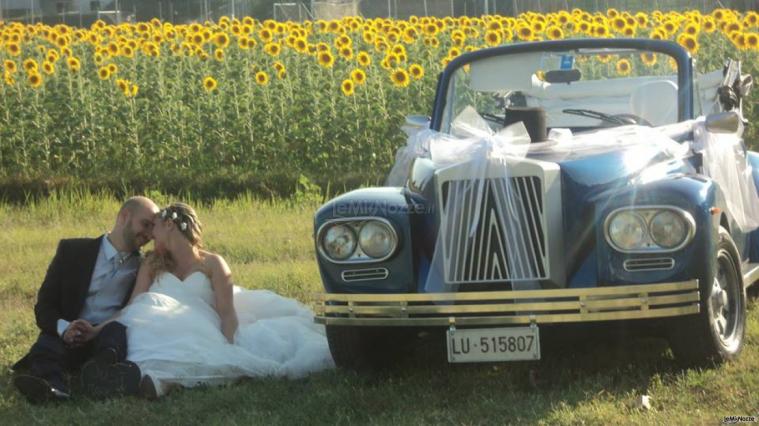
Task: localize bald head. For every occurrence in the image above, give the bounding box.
[119,196,159,218]
[111,196,159,252]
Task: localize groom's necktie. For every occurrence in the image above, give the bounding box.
[110,252,130,278]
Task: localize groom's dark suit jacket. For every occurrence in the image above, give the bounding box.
[34,236,136,337]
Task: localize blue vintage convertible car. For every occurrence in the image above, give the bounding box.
[312,39,756,368]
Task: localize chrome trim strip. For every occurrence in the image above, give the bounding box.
[316,216,399,265]
[314,280,700,326]
[623,257,676,272]
[742,263,759,288]
[341,268,390,282]
[603,206,697,254]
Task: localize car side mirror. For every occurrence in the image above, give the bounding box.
[402,115,431,137]
[405,114,430,128]
[705,111,741,134]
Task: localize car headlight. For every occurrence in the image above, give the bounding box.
[607,211,647,251]
[605,207,695,253]
[321,224,357,261]
[359,221,397,258]
[649,210,688,249]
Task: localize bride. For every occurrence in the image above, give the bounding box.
[112,202,333,398]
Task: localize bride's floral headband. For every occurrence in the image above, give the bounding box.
[159,207,192,232]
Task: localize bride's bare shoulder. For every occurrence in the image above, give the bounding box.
[199,251,231,276]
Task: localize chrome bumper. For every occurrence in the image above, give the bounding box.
[314,280,700,327]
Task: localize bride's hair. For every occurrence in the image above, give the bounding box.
[158,202,203,246]
[148,202,204,275]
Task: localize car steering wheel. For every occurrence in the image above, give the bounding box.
[610,113,653,127]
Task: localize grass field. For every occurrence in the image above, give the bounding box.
[0,193,757,425]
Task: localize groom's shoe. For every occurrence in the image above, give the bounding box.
[13,374,70,404]
[81,350,140,400]
[139,375,160,400]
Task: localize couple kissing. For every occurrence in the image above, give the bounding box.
[12,197,333,403]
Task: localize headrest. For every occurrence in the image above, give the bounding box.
[503,107,547,142]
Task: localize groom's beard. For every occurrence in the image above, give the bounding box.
[123,221,150,251]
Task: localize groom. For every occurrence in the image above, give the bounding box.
[12,196,159,403]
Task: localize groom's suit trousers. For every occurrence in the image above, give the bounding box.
[17,322,128,388]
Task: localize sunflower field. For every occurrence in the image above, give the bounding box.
[0,8,758,196]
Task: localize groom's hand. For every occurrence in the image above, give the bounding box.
[63,320,96,346]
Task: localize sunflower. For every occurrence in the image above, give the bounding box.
[683,22,700,36]
[594,24,610,37]
[191,33,205,45]
[546,25,564,40]
[294,37,308,53]
[255,71,269,86]
[42,61,55,75]
[350,68,366,85]
[213,32,230,49]
[259,28,273,42]
[596,54,612,63]
[4,73,15,86]
[23,59,38,73]
[615,58,632,76]
[484,30,502,47]
[677,33,699,54]
[409,63,424,80]
[635,12,649,28]
[46,50,60,63]
[339,46,353,60]
[516,24,533,41]
[107,42,119,56]
[203,76,218,92]
[390,68,410,88]
[356,51,371,67]
[7,42,21,56]
[611,17,627,32]
[340,79,355,96]
[214,49,225,61]
[98,66,111,80]
[28,72,43,88]
[273,61,285,73]
[116,78,129,93]
[4,60,17,74]
[747,33,759,50]
[317,51,335,68]
[122,45,135,58]
[703,18,717,33]
[108,63,118,75]
[264,42,281,56]
[641,52,657,66]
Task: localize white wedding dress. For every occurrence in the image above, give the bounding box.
[118,271,334,396]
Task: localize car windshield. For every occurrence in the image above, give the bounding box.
[440,48,684,134]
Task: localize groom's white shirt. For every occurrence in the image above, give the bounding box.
[56,235,140,336]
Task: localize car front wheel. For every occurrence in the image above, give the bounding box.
[668,226,746,366]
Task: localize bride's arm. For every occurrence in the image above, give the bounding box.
[127,260,154,305]
[209,254,238,344]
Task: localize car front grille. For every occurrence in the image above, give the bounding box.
[440,176,548,284]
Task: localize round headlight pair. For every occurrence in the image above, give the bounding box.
[607,208,693,252]
[321,220,397,262]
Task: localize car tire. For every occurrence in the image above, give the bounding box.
[326,325,413,370]
[668,226,746,366]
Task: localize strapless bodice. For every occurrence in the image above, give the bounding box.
[150,271,215,307]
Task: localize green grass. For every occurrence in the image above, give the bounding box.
[0,193,757,425]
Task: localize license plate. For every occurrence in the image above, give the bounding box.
[447,326,540,363]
